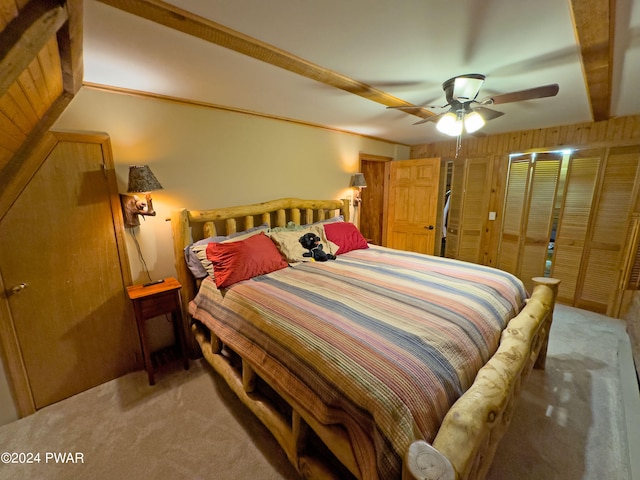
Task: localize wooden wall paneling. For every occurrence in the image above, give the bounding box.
[577,146,640,313]
[6,82,40,128]
[0,106,24,155]
[0,85,35,138]
[484,154,508,267]
[551,151,602,304]
[39,35,64,102]
[410,116,640,161]
[18,60,48,117]
[0,0,68,97]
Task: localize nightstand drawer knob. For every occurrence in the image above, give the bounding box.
[10,283,27,295]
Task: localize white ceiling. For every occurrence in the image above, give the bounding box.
[83,0,640,146]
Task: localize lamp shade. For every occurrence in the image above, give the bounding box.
[436,111,463,136]
[463,110,485,133]
[127,165,163,193]
[349,173,367,188]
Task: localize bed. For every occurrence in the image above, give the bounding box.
[169,197,560,480]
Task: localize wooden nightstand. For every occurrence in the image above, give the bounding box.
[126,277,189,385]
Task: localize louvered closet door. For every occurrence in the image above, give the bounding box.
[519,154,562,292]
[551,150,602,304]
[497,156,533,275]
[444,158,464,258]
[576,146,640,313]
[460,157,492,263]
[610,213,640,317]
[623,214,640,291]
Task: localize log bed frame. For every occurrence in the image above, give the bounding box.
[169,197,560,480]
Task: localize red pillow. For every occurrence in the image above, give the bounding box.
[323,222,369,255]
[206,233,288,288]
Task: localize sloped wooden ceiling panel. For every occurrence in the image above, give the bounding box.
[0,0,83,221]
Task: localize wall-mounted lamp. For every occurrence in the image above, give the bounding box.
[120,165,163,228]
[349,173,367,206]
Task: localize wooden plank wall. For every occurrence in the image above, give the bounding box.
[411,116,640,159]
[410,115,640,267]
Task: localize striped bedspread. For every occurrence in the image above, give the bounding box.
[189,245,527,479]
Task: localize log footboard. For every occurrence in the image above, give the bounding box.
[428,277,560,480]
[191,277,559,480]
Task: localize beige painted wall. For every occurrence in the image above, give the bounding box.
[54,86,410,283]
[0,86,409,424]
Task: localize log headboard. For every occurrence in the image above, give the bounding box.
[169,197,349,352]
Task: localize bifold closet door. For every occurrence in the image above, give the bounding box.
[497,154,562,293]
[444,156,492,264]
[570,146,640,313]
[497,156,532,276]
[551,150,602,305]
[444,158,463,259]
[519,154,562,293]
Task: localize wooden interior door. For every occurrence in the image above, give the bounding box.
[360,155,390,245]
[0,133,139,411]
[385,158,440,254]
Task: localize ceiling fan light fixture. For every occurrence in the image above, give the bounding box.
[436,111,463,136]
[452,75,485,101]
[463,110,485,133]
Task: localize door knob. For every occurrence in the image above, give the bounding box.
[425,225,435,230]
[10,283,27,295]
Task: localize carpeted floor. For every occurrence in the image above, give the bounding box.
[0,304,637,480]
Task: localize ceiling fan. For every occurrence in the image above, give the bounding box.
[389,73,559,136]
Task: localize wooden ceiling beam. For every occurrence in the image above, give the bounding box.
[569,0,614,121]
[0,0,69,98]
[96,0,435,121]
[57,0,84,95]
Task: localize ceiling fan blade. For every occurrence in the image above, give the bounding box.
[413,114,442,125]
[482,83,559,105]
[473,106,505,121]
[387,104,442,110]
